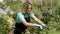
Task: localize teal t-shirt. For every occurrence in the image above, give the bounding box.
[16,12,35,23]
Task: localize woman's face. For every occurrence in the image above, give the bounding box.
[27,4,32,13]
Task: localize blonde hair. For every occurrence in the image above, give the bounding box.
[22,2,32,12]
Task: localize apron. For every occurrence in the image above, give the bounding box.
[14,13,30,34]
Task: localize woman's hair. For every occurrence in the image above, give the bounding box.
[22,2,32,12]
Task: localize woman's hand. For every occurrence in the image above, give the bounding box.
[34,24,43,30]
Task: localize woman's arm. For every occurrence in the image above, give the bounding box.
[32,16,45,26]
[21,19,44,29]
[21,19,36,27]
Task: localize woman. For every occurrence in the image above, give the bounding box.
[14,2,46,34]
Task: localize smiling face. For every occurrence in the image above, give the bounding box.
[22,2,32,13]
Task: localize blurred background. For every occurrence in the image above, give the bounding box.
[0,0,60,34]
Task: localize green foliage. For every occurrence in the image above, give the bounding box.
[0,15,9,34]
[56,0,60,15]
[0,0,60,34]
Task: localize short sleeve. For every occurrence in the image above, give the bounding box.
[16,12,25,23]
[30,13,35,18]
